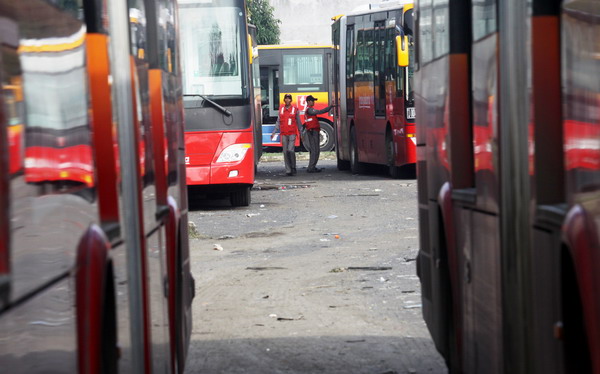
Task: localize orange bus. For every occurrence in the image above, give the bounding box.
[415,0,600,373]
[179,0,262,207]
[0,0,194,372]
[331,1,416,177]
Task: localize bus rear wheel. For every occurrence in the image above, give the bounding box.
[230,186,251,207]
[386,132,402,178]
[350,128,365,174]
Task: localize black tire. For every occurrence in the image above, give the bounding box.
[319,122,335,152]
[386,132,402,178]
[101,264,118,374]
[337,156,351,171]
[230,186,251,207]
[350,128,365,174]
[336,133,351,171]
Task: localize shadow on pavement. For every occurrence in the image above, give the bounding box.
[184,335,447,374]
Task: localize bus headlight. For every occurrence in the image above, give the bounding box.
[216,143,251,163]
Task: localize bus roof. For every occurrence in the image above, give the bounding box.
[340,0,413,18]
[258,44,333,50]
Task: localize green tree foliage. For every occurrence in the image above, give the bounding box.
[247,0,281,45]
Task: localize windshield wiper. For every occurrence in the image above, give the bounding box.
[184,94,232,117]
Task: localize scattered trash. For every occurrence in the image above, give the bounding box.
[328,305,337,308]
[262,295,269,299]
[404,257,417,263]
[405,217,415,220]
[188,222,203,239]
[255,324,264,326]
[320,238,330,242]
[269,314,278,318]
[246,266,287,271]
[374,189,382,192]
[379,277,388,282]
[246,213,260,217]
[347,266,392,271]
[335,235,340,239]
[403,303,422,309]
[217,235,235,240]
[345,339,366,343]
[346,194,380,197]
[361,286,374,290]
[213,244,223,251]
[327,215,338,219]
[260,204,265,208]
[330,267,347,273]
[277,315,304,321]
[401,290,416,294]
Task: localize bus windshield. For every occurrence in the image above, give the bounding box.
[179,4,248,99]
[283,54,323,86]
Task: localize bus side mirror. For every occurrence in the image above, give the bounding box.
[396,35,409,67]
[248,34,253,64]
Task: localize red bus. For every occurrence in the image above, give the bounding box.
[331,1,416,177]
[258,44,336,152]
[179,0,262,207]
[0,0,194,372]
[415,0,600,373]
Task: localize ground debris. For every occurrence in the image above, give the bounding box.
[277,315,304,321]
[188,222,209,239]
[213,244,224,251]
[345,339,366,343]
[347,266,392,271]
[246,266,287,271]
[217,235,236,240]
[330,267,347,273]
[403,257,416,263]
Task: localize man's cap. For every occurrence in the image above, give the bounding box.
[284,93,292,99]
[306,95,318,102]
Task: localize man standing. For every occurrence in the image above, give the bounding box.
[271,93,302,176]
[303,95,333,173]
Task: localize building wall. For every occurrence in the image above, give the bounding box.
[268,0,370,45]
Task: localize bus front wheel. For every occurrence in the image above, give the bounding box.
[230,186,251,207]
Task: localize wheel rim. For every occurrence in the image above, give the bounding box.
[319,128,329,148]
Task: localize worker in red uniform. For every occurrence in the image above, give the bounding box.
[303,95,334,173]
[271,93,302,176]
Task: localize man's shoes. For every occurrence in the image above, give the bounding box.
[285,172,293,176]
[307,168,322,173]
[292,168,297,175]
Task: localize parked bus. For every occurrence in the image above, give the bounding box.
[0,0,194,372]
[179,0,262,207]
[415,0,599,373]
[331,1,416,177]
[259,44,335,152]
